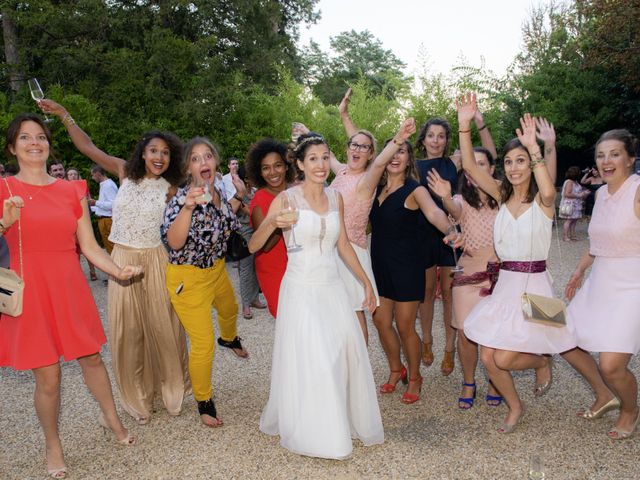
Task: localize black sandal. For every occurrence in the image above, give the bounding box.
[197,398,222,427]
[217,336,248,358]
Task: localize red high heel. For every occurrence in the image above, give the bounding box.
[379,366,408,394]
[401,376,423,404]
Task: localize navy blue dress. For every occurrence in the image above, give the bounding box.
[416,158,458,268]
[370,178,427,302]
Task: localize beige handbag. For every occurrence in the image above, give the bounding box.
[521,206,566,328]
[0,178,24,317]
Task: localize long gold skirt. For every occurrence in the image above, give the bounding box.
[108,244,190,422]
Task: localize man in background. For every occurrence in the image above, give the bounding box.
[49,160,65,179]
[88,165,118,254]
[222,157,239,200]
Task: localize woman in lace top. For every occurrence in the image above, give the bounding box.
[427,147,502,410]
[162,137,247,427]
[39,99,190,426]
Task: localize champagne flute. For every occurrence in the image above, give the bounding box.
[194,177,213,233]
[448,224,464,274]
[27,78,52,123]
[280,193,302,252]
[528,452,545,480]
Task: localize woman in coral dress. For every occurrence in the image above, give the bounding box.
[0,114,140,478]
[245,139,294,317]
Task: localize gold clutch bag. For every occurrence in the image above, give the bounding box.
[521,293,566,328]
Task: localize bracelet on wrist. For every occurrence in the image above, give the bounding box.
[233,194,244,204]
[61,112,76,127]
[477,124,487,131]
[458,129,471,134]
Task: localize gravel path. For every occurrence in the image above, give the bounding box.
[1,221,639,479]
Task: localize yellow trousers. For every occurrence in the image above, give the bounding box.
[166,261,238,401]
[97,217,114,254]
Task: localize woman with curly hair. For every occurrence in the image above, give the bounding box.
[39,99,190,426]
[245,138,295,317]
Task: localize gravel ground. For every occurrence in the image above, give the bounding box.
[1,220,639,480]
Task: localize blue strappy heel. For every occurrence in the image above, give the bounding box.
[458,382,477,409]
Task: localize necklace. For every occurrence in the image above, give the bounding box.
[15,176,50,201]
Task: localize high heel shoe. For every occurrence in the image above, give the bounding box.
[607,409,640,440]
[441,349,455,376]
[458,382,477,410]
[47,467,67,479]
[379,366,408,394]
[533,356,553,397]
[422,341,434,366]
[98,414,136,446]
[578,397,621,420]
[198,398,223,427]
[401,376,423,404]
[497,404,525,434]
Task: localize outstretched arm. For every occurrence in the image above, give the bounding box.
[339,88,358,138]
[473,108,498,160]
[357,118,417,198]
[411,186,453,234]
[39,99,126,180]
[427,169,462,220]
[535,117,557,185]
[517,113,556,213]
[457,93,501,202]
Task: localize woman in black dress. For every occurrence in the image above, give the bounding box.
[370,137,455,404]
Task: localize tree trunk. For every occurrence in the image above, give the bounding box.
[2,6,22,94]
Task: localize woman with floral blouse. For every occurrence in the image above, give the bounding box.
[161,137,247,427]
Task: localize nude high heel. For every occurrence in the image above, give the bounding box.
[98,414,136,446]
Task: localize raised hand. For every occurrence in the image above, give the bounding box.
[338,88,352,116]
[473,108,485,127]
[231,173,247,198]
[516,113,539,151]
[535,117,556,145]
[456,93,477,126]
[38,99,67,118]
[395,118,416,142]
[427,169,452,200]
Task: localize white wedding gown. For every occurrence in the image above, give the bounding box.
[259,186,384,459]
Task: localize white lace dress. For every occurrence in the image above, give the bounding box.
[259,186,384,459]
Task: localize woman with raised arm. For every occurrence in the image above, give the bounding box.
[565,129,640,439]
[559,166,590,241]
[0,114,141,478]
[162,137,247,428]
[245,139,295,317]
[427,148,502,409]
[459,93,575,433]
[369,127,457,404]
[39,99,189,426]
[250,133,382,459]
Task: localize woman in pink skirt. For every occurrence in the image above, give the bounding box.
[565,129,640,439]
[427,147,502,409]
[459,94,576,433]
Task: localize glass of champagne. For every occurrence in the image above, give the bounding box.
[194,177,213,233]
[528,452,545,480]
[280,193,302,252]
[448,223,464,274]
[27,78,51,123]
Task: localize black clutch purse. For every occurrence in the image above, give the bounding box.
[226,231,251,262]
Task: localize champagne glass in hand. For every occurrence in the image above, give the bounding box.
[194,177,213,233]
[280,193,302,252]
[28,78,51,123]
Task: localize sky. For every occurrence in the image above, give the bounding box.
[298,0,544,77]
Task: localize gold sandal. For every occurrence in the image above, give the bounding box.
[441,349,455,376]
[422,341,434,366]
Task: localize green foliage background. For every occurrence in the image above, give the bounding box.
[1,0,638,186]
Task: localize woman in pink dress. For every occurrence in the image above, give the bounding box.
[0,114,140,478]
[427,147,502,408]
[558,166,590,241]
[565,129,640,439]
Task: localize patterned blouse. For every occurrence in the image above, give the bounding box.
[161,185,239,268]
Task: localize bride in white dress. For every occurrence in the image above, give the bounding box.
[248,133,383,459]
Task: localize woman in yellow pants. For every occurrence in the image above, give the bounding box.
[162,137,248,427]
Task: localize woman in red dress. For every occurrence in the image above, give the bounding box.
[0,114,142,479]
[245,139,295,317]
